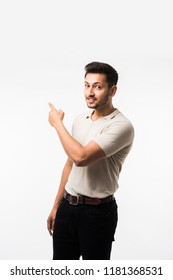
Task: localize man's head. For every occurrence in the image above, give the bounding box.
[84,61,118,88]
[84,62,118,111]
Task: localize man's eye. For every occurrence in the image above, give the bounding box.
[85,84,89,88]
[96,86,102,89]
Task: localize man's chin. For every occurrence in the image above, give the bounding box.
[86,103,96,109]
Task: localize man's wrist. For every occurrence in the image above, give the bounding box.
[54,119,63,131]
[52,201,61,210]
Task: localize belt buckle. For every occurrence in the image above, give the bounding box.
[69,195,79,205]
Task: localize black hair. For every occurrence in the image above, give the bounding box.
[84,61,118,87]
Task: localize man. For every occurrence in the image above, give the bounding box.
[47,61,134,260]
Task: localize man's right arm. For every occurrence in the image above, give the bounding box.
[47,157,73,235]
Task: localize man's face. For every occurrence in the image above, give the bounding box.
[84,73,112,110]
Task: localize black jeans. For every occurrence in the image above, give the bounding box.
[53,197,118,260]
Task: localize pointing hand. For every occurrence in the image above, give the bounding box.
[48,103,65,127]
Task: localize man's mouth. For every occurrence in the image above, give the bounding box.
[87,97,96,103]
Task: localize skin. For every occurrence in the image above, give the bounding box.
[47,73,117,235]
[47,157,73,235]
[84,73,117,119]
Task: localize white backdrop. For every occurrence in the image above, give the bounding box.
[0,0,173,260]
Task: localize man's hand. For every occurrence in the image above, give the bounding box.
[48,103,65,128]
[47,208,57,236]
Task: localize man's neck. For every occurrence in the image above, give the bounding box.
[91,106,116,121]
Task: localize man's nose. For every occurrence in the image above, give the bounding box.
[88,86,94,95]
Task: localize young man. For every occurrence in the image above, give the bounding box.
[47,61,134,260]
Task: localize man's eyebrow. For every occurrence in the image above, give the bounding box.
[84,81,103,85]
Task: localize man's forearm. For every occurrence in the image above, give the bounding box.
[48,103,85,164]
[52,158,73,209]
[54,121,84,165]
[48,103,105,167]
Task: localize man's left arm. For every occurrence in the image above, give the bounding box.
[48,103,106,167]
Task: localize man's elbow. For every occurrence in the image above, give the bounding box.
[73,157,88,167]
[72,153,89,167]
[72,148,105,167]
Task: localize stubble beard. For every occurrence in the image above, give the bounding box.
[86,92,110,110]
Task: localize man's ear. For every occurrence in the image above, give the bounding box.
[109,85,117,97]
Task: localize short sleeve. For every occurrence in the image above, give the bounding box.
[92,122,134,157]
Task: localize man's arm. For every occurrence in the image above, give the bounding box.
[48,103,106,167]
[47,157,73,235]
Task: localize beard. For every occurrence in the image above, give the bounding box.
[86,92,110,109]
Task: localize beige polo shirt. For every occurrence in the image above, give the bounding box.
[65,109,134,198]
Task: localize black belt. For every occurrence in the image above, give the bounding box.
[64,191,114,205]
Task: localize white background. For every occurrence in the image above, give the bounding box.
[0,0,173,260]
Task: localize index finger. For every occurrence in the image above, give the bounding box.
[48,102,56,111]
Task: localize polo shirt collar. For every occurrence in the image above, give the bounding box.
[86,109,120,120]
